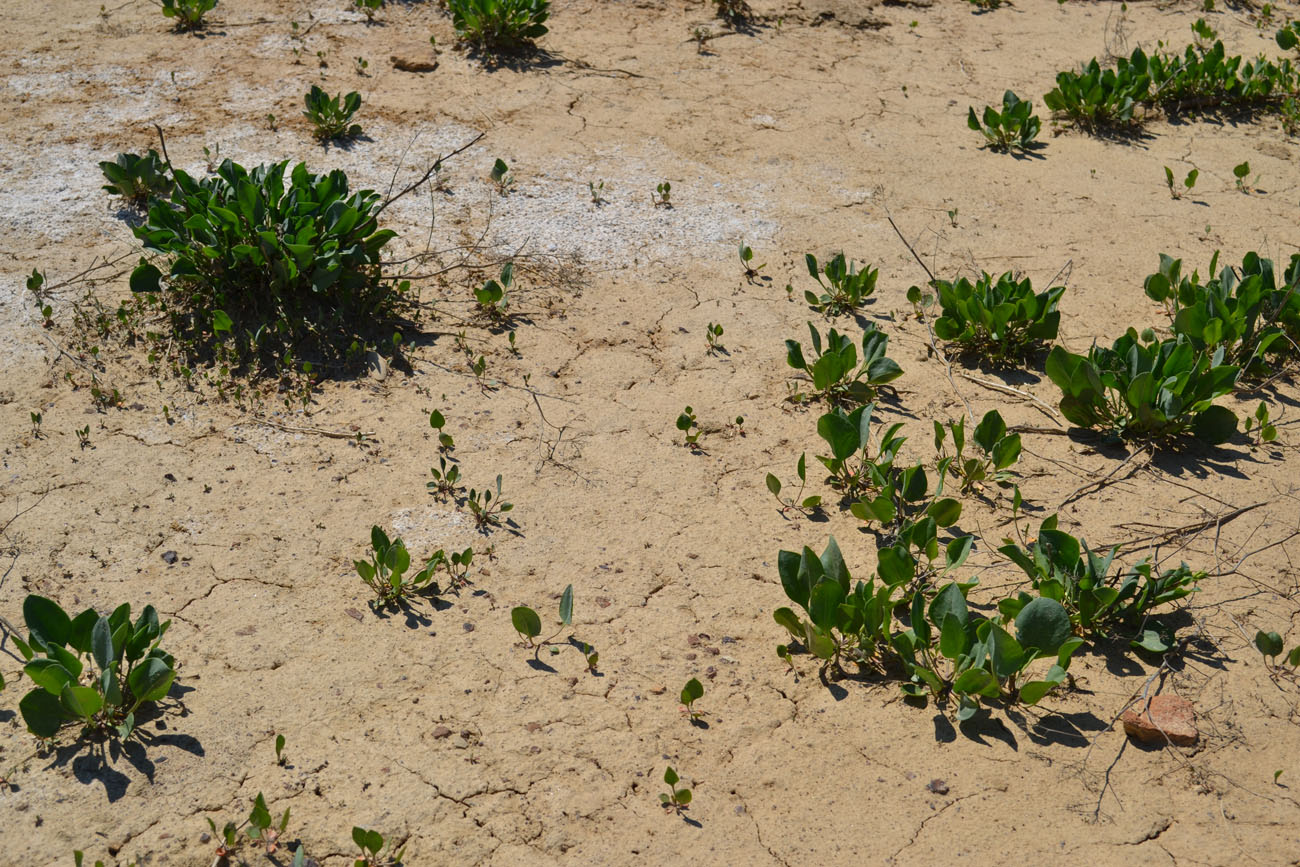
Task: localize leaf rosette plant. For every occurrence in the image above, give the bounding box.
[449,0,550,52]
[803,252,878,316]
[13,595,176,740]
[1045,332,1239,444]
[785,322,903,407]
[303,85,363,141]
[100,149,174,206]
[129,158,403,373]
[931,271,1064,365]
[967,90,1042,152]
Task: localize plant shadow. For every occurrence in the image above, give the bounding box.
[47,728,204,802]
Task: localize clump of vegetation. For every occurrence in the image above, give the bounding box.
[1255,630,1300,671]
[207,794,293,864]
[652,181,672,208]
[930,271,1064,365]
[99,150,173,206]
[680,678,705,721]
[714,0,753,25]
[14,595,176,740]
[1045,332,1240,444]
[474,262,513,322]
[1000,516,1202,652]
[129,158,406,376]
[160,0,216,30]
[354,527,472,608]
[466,474,513,528]
[352,827,405,866]
[511,585,599,671]
[804,252,878,316]
[934,409,1022,495]
[767,453,823,516]
[785,323,903,406]
[660,767,692,812]
[355,0,383,21]
[967,91,1041,152]
[1164,165,1199,199]
[448,0,550,52]
[1143,251,1300,378]
[303,85,363,141]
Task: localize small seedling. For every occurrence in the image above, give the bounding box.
[1255,630,1300,671]
[1165,166,1199,199]
[427,456,463,500]
[303,85,363,141]
[490,159,514,195]
[947,207,959,227]
[767,453,823,515]
[100,150,173,206]
[208,793,291,861]
[652,181,672,208]
[967,90,1041,152]
[511,585,597,669]
[429,410,455,452]
[353,826,405,866]
[507,330,520,356]
[680,677,704,720]
[266,113,277,131]
[660,767,692,812]
[1243,401,1278,447]
[738,243,764,279]
[906,284,934,319]
[30,411,42,438]
[160,0,216,30]
[202,143,221,172]
[274,733,287,766]
[76,425,91,449]
[1233,160,1255,192]
[804,252,878,316]
[474,262,513,321]
[588,180,605,205]
[676,406,702,449]
[466,474,513,528]
[355,56,370,75]
[705,322,725,353]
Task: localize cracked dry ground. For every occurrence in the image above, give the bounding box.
[2,0,1300,864]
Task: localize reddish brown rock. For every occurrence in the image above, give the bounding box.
[1121,694,1198,747]
[390,46,438,73]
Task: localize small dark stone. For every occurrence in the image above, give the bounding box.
[161,551,178,564]
[927,779,949,795]
[463,622,475,632]
[432,726,453,739]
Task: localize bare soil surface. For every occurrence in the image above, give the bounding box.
[2,1,1300,865]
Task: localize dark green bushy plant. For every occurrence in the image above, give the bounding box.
[1045,332,1239,443]
[999,516,1201,651]
[14,595,175,740]
[1144,251,1300,377]
[785,322,902,406]
[933,409,1021,494]
[967,90,1041,152]
[100,150,173,205]
[449,0,550,52]
[1044,51,1150,130]
[303,86,363,141]
[931,271,1064,364]
[129,159,403,373]
[803,252,878,316]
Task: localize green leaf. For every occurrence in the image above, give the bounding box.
[559,584,574,627]
[127,657,175,704]
[766,473,781,497]
[927,498,962,527]
[928,582,969,631]
[91,616,114,672]
[664,766,679,786]
[1255,630,1284,658]
[1192,404,1237,444]
[23,594,72,646]
[681,677,704,705]
[1014,597,1072,654]
[773,607,803,640]
[212,309,233,334]
[988,625,1027,679]
[60,685,104,722]
[953,668,996,696]
[511,606,542,640]
[129,260,163,293]
[24,659,75,695]
[1018,678,1060,705]
[19,688,69,737]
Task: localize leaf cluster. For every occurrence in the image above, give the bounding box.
[967,90,1041,152]
[1045,332,1240,444]
[933,409,1022,495]
[208,793,292,861]
[804,252,877,316]
[785,322,902,406]
[999,516,1201,651]
[474,262,513,321]
[14,595,175,741]
[100,150,173,206]
[1144,251,1300,378]
[511,585,599,671]
[355,526,473,608]
[303,85,363,141]
[931,271,1064,365]
[129,158,403,375]
[160,0,216,30]
[353,826,404,866]
[449,0,550,52]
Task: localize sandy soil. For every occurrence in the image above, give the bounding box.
[2,0,1300,864]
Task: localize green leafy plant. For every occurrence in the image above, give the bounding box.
[588,179,605,204]
[714,0,752,24]
[652,181,671,208]
[352,826,405,866]
[303,85,363,141]
[1045,332,1239,443]
[466,474,513,528]
[785,322,903,406]
[931,271,1064,364]
[679,677,704,721]
[354,527,450,609]
[14,594,175,741]
[766,453,823,515]
[100,150,173,206]
[275,733,287,766]
[933,409,1021,494]
[705,322,724,353]
[474,262,513,321]
[968,0,1002,8]
[207,793,292,862]
[1233,160,1256,192]
[1243,401,1278,447]
[129,158,403,374]
[660,767,692,812]
[999,517,1201,651]
[803,252,878,316]
[1164,165,1199,199]
[75,425,91,449]
[1043,52,1149,130]
[490,158,514,195]
[1255,630,1300,670]
[429,410,455,452]
[738,243,764,279]
[30,411,42,438]
[448,0,550,52]
[967,90,1041,152]
[427,456,463,500]
[1142,251,1300,378]
[676,406,703,449]
[511,585,598,670]
[160,0,216,30]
